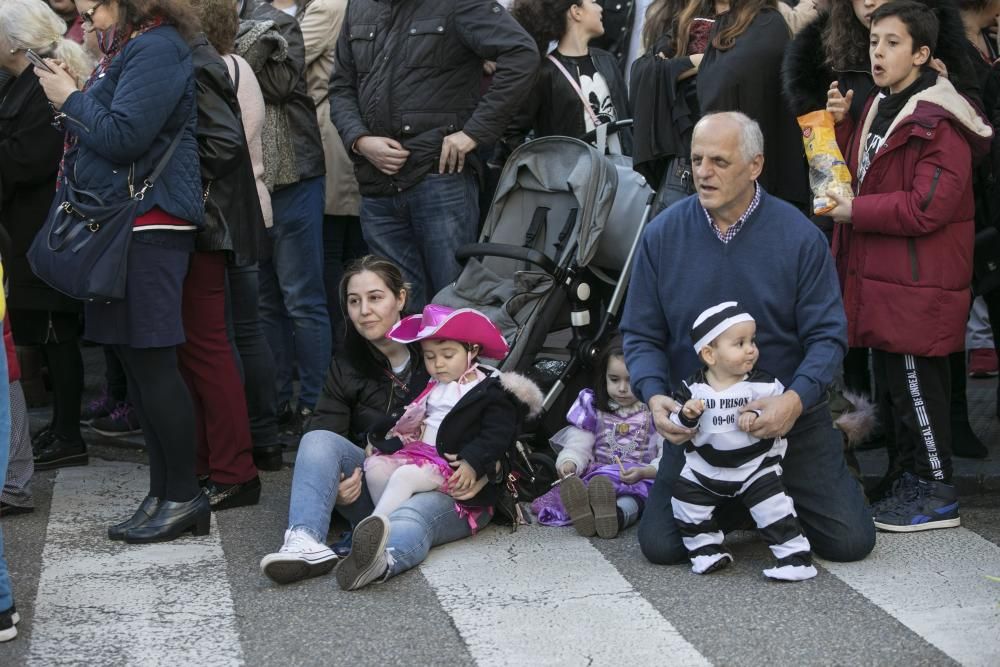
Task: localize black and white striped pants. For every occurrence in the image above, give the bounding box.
[671,467,812,574]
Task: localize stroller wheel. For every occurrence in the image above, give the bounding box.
[516,452,558,502]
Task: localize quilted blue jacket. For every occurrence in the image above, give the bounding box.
[60,26,203,226]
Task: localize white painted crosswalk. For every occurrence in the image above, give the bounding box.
[26,462,243,667]
[6,460,1000,666]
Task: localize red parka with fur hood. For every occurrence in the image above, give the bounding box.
[834,75,993,357]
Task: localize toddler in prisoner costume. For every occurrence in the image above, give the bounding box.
[363,305,540,529]
[671,302,817,581]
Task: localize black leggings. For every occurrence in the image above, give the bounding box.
[43,339,84,441]
[115,345,199,502]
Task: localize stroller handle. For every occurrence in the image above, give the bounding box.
[580,118,634,145]
[456,242,558,275]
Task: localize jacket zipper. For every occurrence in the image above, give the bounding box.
[920,167,942,211]
[907,238,920,281]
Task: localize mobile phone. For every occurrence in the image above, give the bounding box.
[25,49,56,74]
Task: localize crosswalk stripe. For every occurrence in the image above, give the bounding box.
[419,525,712,667]
[819,529,1000,667]
[27,461,244,667]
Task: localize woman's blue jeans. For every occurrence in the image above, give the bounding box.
[286,429,488,579]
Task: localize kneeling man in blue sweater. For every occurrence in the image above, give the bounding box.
[621,111,875,566]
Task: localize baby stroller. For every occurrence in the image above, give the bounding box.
[433,122,654,501]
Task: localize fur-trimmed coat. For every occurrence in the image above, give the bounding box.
[834,76,992,356]
[782,3,978,120]
[373,367,544,508]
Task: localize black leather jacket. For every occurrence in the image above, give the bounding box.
[239,0,325,186]
[329,0,538,196]
[590,0,635,72]
[191,35,263,264]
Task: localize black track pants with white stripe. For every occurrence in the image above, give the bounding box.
[872,350,952,483]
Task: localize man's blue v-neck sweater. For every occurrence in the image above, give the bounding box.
[621,189,847,410]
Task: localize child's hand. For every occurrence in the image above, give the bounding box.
[444,453,477,493]
[738,410,760,433]
[559,462,578,478]
[682,399,705,420]
[826,81,854,125]
[826,190,853,224]
[620,465,656,484]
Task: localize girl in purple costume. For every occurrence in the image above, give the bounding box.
[532,337,663,538]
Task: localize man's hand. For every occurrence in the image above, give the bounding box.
[826,190,853,224]
[826,81,854,125]
[439,131,477,174]
[482,60,497,75]
[356,136,410,176]
[648,394,695,445]
[559,461,578,478]
[740,391,803,439]
[336,467,364,506]
[620,465,656,484]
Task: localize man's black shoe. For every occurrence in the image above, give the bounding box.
[33,437,88,471]
[207,476,262,511]
[253,445,284,471]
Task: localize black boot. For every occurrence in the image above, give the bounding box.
[950,352,988,459]
[206,475,261,511]
[33,435,88,470]
[252,445,283,472]
[108,496,160,540]
[123,492,211,544]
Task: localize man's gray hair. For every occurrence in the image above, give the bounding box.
[694,111,765,163]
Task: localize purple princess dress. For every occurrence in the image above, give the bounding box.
[532,389,663,526]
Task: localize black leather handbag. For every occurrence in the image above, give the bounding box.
[27,130,184,303]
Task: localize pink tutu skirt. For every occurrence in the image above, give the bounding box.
[377,441,455,482]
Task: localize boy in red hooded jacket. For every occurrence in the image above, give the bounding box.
[825,0,992,532]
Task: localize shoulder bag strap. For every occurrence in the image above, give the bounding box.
[546,53,601,129]
[134,127,186,199]
[228,55,241,94]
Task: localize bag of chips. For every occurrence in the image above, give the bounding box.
[798,110,853,215]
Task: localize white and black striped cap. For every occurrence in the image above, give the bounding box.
[690,301,755,353]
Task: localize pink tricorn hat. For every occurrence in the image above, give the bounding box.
[386,304,509,360]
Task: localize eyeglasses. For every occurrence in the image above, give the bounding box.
[81,1,106,25]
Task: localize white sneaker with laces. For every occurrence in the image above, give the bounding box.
[260,528,338,585]
[335,514,391,591]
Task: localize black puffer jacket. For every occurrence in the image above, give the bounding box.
[329,0,538,196]
[308,341,431,443]
[782,3,979,119]
[239,0,325,186]
[0,69,78,313]
[191,35,264,265]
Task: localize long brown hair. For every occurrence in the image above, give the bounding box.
[822,0,870,71]
[196,0,239,55]
[116,0,200,41]
[673,0,777,57]
[640,0,688,55]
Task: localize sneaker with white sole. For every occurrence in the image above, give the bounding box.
[0,605,19,642]
[874,477,961,532]
[90,402,142,437]
[260,529,338,584]
[335,515,390,591]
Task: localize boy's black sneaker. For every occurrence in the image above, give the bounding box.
[874,477,960,532]
[0,604,19,642]
[33,436,88,471]
[869,471,919,517]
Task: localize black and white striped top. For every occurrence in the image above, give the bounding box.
[671,367,786,495]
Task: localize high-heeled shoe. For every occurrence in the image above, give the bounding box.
[123,491,211,544]
[108,496,160,541]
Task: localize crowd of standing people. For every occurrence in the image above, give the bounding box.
[0,0,998,642]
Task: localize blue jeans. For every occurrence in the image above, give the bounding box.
[286,429,487,579]
[385,490,488,579]
[359,172,479,310]
[637,402,876,565]
[259,176,332,408]
[0,348,13,611]
[287,430,373,542]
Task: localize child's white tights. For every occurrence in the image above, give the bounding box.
[366,458,445,517]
